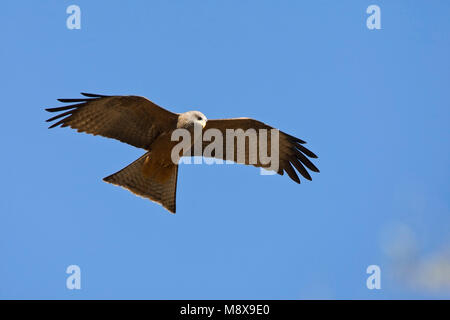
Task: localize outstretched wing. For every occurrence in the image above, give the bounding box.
[200,118,319,183]
[45,93,178,150]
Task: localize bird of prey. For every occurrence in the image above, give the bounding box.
[45,93,319,213]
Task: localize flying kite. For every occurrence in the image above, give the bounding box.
[45,93,319,213]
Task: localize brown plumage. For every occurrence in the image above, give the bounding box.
[46,93,319,213]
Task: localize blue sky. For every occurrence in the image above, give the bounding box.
[1,1,449,299]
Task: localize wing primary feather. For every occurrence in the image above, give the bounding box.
[57,98,99,103]
[45,102,85,112]
[290,156,312,180]
[294,148,320,172]
[287,135,306,144]
[284,161,300,184]
[48,116,71,129]
[295,143,318,159]
[46,109,75,122]
[80,92,109,98]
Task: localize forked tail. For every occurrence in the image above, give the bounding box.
[103,152,179,213]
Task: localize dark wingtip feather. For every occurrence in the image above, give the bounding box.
[296,143,318,159]
[57,98,99,103]
[290,157,312,181]
[293,148,319,173]
[48,115,72,128]
[284,162,300,184]
[46,102,86,113]
[47,93,106,129]
[46,109,74,123]
[285,133,306,144]
[307,163,320,173]
[48,122,62,129]
[46,106,73,112]
[80,92,109,98]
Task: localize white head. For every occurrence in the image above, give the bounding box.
[177,111,207,130]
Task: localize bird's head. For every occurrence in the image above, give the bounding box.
[177,111,207,130]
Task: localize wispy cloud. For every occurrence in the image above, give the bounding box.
[382,223,450,293]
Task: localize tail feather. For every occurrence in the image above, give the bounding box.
[103,152,178,213]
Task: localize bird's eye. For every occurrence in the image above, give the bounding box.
[197,117,202,121]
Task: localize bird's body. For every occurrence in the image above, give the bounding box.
[141,133,177,180]
[46,93,319,213]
